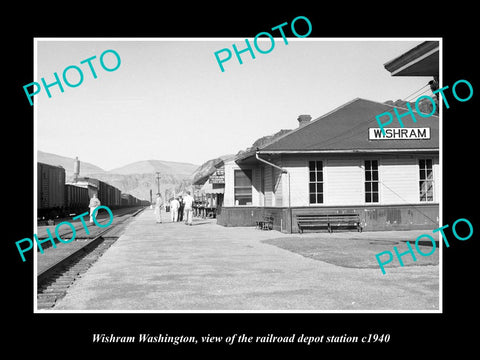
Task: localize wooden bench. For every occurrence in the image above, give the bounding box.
[256,216,274,230]
[296,213,362,233]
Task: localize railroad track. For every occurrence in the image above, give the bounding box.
[36,207,145,310]
[36,206,144,251]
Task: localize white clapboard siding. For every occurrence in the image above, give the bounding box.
[380,157,419,204]
[252,167,263,206]
[223,161,235,206]
[273,165,282,207]
[283,157,308,207]
[433,157,440,204]
[224,154,440,208]
[223,162,262,207]
[264,165,273,206]
[324,159,364,206]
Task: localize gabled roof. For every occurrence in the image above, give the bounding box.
[245,98,439,157]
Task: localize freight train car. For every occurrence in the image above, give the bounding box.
[74,177,145,209]
[64,183,90,215]
[37,162,65,218]
[114,187,121,208]
[37,166,148,222]
[121,193,135,206]
[75,177,123,209]
[121,193,149,206]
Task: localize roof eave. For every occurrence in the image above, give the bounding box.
[384,41,439,76]
[257,148,439,154]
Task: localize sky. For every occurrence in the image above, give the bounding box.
[35,38,435,170]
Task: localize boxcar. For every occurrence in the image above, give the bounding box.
[98,180,112,208]
[113,187,121,208]
[73,177,125,209]
[65,183,90,214]
[37,162,65,217]
[121,193,134,206]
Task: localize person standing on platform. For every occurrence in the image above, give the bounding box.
[178,196,184,222]
[88,193,101,224]
[154,193,163,224]
[183,191,194,226]
[202,198,208,219]
[170,197,180,222]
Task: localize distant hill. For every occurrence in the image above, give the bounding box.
[86,172,190,201]
[108,159,198,178]
[101,159,199,201]
[38,150,105,175]
[37,150,200,201]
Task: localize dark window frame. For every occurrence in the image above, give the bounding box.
[419,159,434,202]
[308,160,324,204]
[234,169,253,206]
[365,159,379,203]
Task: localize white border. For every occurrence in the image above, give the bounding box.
[33,37,442,314]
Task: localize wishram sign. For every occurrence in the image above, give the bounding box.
[368,127,430,140]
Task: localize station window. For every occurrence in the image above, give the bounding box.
[234,169,252,205]
[365,160,379,203]
[309,161,323,204]
[419,159,434,202]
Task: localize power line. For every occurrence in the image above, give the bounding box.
[402,83,430,102]
[378,179,438,225]
[404,87,434,103]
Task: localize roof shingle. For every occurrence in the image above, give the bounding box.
[258,98,439,153]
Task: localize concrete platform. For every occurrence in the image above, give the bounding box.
[52,208,440,311]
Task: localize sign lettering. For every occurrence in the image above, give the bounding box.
[369,127,430,140]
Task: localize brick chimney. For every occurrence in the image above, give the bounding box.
[297,114,312,127]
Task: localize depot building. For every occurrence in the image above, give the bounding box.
[216,98,440,233]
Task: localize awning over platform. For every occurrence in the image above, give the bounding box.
[201,180,224,194]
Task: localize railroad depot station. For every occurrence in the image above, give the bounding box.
[196,41,440,233]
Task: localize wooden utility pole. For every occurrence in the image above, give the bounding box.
[156,172,161,194]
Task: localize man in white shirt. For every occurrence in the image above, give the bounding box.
[170,197,180,222]
[89,193,101,224]
[183,191,194,226]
